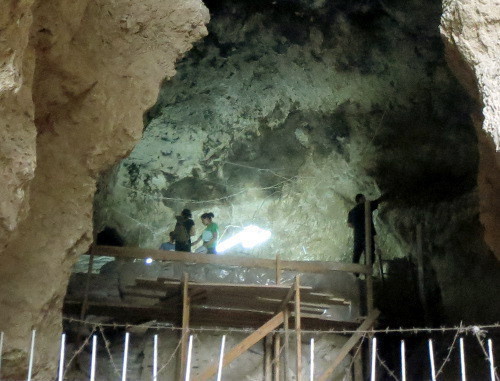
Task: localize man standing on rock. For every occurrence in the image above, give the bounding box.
[347,193,384,265]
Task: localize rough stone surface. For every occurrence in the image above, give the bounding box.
[0,0,208,379]
[0,1,37,249]
[94,0,500,327]
[441,0,500,260]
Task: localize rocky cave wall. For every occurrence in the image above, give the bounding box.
[0,0,208,379]
[1,0,500,378]
[95,0,500,324]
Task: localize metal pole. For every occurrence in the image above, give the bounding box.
[27,330,36,381]
[459,338,467,381]
[488,339,495,381]
[370,337,377,381]
[122,332,129,381]
[153,335,158,381]
[401,340,406,381]
[216,335,226,381]
[185,335,194,381]
[310,338,314,381]
[428,339,436,381]
[90,335,97,381]
[58,333,66,381]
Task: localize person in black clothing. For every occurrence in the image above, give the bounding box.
[174,208,196,252]
[347,193,383,265]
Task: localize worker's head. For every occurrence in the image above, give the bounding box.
[169,231,175,243]
[201,212,214,225]
[355,193,365,204]
[181,208,192,218]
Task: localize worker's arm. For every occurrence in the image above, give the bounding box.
[192,235,202,246]
[189,225,196,237]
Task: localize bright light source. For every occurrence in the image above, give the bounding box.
[217,225,271,253]
[145,258,153,264]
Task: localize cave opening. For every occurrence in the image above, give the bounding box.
[76,0,500,378]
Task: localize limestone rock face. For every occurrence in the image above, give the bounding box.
[0,0,208,378]
[0,1,37,248]
[441,0,500,260]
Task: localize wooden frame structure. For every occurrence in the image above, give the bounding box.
[68,244,379,380]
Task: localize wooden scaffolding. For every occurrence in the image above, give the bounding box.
[65,245,379,380]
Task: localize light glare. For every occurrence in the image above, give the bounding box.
[217,225,271,253]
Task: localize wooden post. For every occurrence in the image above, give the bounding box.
[284,309,290,381]
[354,347,364,381]
[294,276,302,381]
[273,333,281,381]
[179,273,191,380]
[318,310,380,381]
[416,224,430,323]
[194,312,285,381]
[265,334,273,381]
[80,243,96,320]
[364,200,374,315]
[276,255,281,285]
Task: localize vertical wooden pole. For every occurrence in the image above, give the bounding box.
[364,200,374,315]
[416,224,429,323]
[353,345,364,381]
[273,333,281,381]
[80,244,96,320]
[179,273,190,380]
[276,255,281,285]
[265,334,273,381]
[294,276,302,381]
[284,309,290,381]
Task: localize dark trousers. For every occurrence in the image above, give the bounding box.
[175,241,191,252]
[353,237,375,265]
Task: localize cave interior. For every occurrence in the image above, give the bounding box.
[65,0,500,379]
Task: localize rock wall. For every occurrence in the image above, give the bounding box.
[440,0,500,260]
[0,0,208,379]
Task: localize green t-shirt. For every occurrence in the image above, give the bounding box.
[202,222,219,249]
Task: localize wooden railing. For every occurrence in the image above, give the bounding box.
[93,245,371,276]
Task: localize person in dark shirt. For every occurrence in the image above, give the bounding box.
[347,193,383,265]
[174,209,196,252]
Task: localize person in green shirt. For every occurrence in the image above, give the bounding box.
[193,212,219,254]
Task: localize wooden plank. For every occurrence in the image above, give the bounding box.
[265,334,272,381]
[194,312,285,381]
[94,246,370,274]
[80,244,96,320]
[365,201,374,315]
[276,281,296,314]
[273,333,281,381]
[295,276,302,381]
[64,299,359,330]
[276,255,281,284]
[284,309,290,381]
[416,224,430,324]
[179,273,190,380]
[318,310,380,381]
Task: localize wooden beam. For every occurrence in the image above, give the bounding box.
[295,276,302,381]
[365,201,374,315]
[194,311,285,381]
[265,334,272,381]
[276,255,281,284]
[94,246,370,274]
[284,309,290,381]
[276,280,296,314]
[318,309,380,381]
[273,333,281,381]
[179,273,190,380]
[80,244,96,320]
